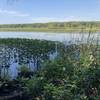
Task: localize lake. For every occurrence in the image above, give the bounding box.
[0,32,99,79]
[0,32,99,43]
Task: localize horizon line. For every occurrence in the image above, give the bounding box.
[0,21,100,25]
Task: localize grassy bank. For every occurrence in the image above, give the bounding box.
[0,28,100,33]
[0,22,100,32]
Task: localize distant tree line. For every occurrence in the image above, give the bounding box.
[0,22,100,29]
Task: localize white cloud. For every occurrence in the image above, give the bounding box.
[32,16,96,23]
[31,17,73,23]
[0,9,30,17]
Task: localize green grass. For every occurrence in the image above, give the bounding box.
[0,27,100,33]
[0,21,100,32]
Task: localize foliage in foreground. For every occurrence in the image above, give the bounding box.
[0,38,99,100]
[18,43,100,100]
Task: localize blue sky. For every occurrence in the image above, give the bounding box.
[0,0,100,24]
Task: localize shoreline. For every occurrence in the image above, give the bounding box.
[0,28,100,33]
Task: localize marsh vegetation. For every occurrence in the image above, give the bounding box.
[0,32,99,100]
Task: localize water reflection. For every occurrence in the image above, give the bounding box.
[0,32,99,42]
[0,32,99,79]
[0,39,56,79]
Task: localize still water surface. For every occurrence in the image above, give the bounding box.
[0,32,99,43]
[0,32,99,79]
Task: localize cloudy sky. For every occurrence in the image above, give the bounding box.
[0,0,100,24]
